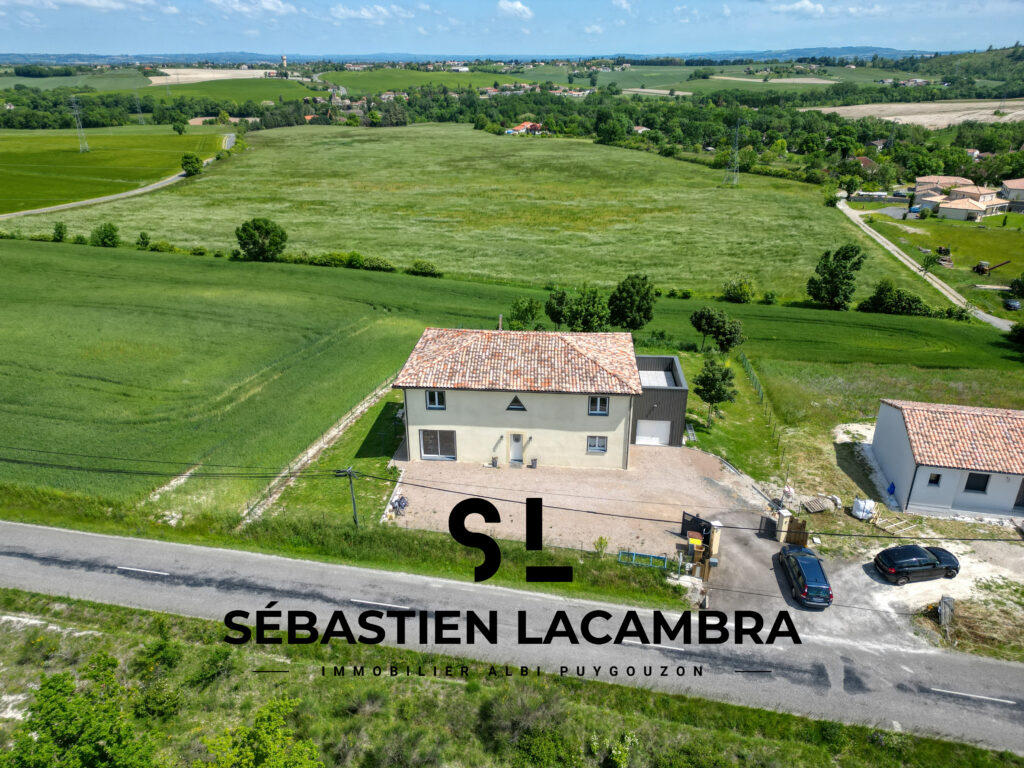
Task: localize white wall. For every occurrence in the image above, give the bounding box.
[403,388,633,469]
[871,403,917,509]
[909,465,1023,514]
[939,206,974,221]
[1001,185,1024,202]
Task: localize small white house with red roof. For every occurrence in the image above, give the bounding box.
[394,329,688,469]
[872,400,1024,516]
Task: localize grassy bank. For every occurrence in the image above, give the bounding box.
[0,588,1019,768]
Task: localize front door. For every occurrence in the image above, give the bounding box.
[510,433,524,464]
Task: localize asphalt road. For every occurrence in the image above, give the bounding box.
[1,521,1022,753]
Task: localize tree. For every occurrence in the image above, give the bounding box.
[545,288,569,329]
[607,273,655,330]
[692,356,737,427]
[52,221,66,242]
[721,276,755,303]
[589,71,599,87]
[217,109,231,125]
[563,286,610,332]
[181,152,202,177]
[172,121,187,135]
[689,306,724,351]
[136,231,150,250]
[822,180,839,207]
[1,653,156,768]
[1009,273,1024,299]
[200,699,322,768]
[506,296,542,330]
[89,222,120,248]
[711,317,745,353]
[345,113,360,126]
[806,243,866,310]
[921,252,941,274]
[235,218,288,262]
[838,174,859,198]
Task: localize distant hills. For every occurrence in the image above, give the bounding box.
[0,46,947,66]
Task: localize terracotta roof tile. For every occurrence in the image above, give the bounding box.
[882,399,1024,475]
[1002,178,1024,189]
[394,328,643,395]
[940,198,986,210]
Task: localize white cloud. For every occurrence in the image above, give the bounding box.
[416,23,427,32]
[722,3,731,16]
[583,23,602,33]
[847,3,884,15]
[330,3,412,21]
[18,9,41,24]
[208,0,295,14]
[161,4,178,11]
[771,0,824,16]
[612,0,630,10]
[8,0,155,10]
[496,0,531,20]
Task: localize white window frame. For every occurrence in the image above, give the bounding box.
[419,429,457,460]
[588,395,609,416]
[587,435,608,454]
[425,390,446,410]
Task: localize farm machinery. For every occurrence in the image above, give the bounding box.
[972,260,1011,276]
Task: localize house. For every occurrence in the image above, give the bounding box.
[938,197,987,221]
[393,329,688,469]
[2,102,14,110]
[633,126,650,134]
[963,147,981,160]
[916,191,947,211]
[507,121,543,135]
[868,139,887,150]
[943,185,1008,217]
[914,175,973,196]
[871,400,1024,516]
[854,155,877,171]
[1000,178,1024,201]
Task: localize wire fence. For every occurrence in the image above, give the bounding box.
[736,352,790,480]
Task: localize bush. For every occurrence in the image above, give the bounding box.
[28,233,52,242]
[190,245,208,256]
[180,152,202,177]
[342,251,365,269]
[362,255,396,272]
[406,259,443,278]
[213,250,225,258]
[88,222,119,248]
[186,646,236,689]
[1009,274,1024,299]
[721,276,755,304]
[761,291,778,305]
[134,677,183,720]
[52,221,67,242]
[511,729,582,768]
[136,231,150,250]
[1008,323,1024,349]
[148,241,176,253]
[857,279,932,317]
[71,234,87,245]
[919,207,932,219]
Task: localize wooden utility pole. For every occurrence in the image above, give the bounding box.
[334,467,359,528]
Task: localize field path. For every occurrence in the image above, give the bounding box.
[838,200,1011,331]
[0,133,234,221]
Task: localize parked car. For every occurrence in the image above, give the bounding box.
[909,205,922,213]
[873,545,959,585]
[893,189,908,198]
[1004,298,1021,311]
[778,544,833,609]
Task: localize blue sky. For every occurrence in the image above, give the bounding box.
[0,0,1021,56]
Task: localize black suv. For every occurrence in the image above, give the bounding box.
[778,544,833,609]
[873,545,959,585]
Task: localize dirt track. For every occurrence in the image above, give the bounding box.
[803,98,1024,128]
[711,75,833,84]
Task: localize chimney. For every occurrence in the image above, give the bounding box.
[498,314,503,330]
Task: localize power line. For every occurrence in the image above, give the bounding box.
[0,444,295,471]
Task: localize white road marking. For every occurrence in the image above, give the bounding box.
[622,639,689,653]
[930,688,1017,705]
[900,665,914,674]
[351,599,411,610]
[116,566,170,576]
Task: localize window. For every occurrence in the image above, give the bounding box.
[587,435,607,454]
[588,396,609,416]
[420,430,456,460]
[964,472,990,493]
[425,390,446,410]
[928,473,942,486]
[507,396,526,411]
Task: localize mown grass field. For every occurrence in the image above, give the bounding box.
[865,212,1024,319]
[319,68,562,97]
[0,125,226,214]
[12,122,947,301]
[3,590,1018,768]
[0,67,150,92]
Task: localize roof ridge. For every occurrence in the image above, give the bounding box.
[558,332,635,392]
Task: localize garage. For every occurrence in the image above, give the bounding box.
[635,419,672,446]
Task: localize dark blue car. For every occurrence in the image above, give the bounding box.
[778,544,833,609]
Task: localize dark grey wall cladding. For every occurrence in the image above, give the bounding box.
[632,355,688,447]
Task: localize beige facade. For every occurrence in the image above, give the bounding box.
[402,387,633,469]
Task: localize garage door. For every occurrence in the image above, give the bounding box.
[636,420,672,446]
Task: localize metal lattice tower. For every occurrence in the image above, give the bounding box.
[69,96,89,153]
[134,91,145,125]
[722,118,741,186]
